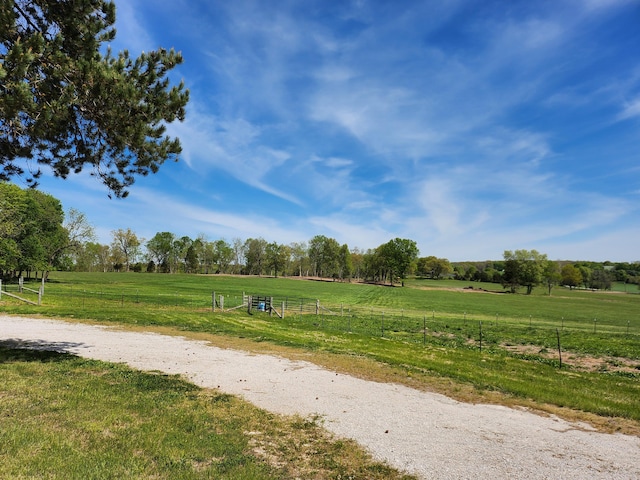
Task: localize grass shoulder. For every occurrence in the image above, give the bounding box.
[0,342,415,479]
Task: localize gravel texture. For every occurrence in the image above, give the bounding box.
[1,315,639,479]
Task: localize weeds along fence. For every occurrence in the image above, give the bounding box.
[300,303,639,341]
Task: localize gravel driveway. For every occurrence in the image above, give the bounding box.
[1,315,639,479]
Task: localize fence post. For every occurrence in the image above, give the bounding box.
[38,285,43,305]
[220,295,224,311]
[281,301,285,319]
[556,328,562,369]
[479,321,483,353]
[423,315,426,345]
[381,311,384,337]
[212,291,216,312]
[19,276,23,293]
[316,299,319,315]
[247,295,252,314]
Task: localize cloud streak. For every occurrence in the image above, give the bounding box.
[35,0,640,262]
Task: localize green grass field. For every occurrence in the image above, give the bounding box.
[0,345,413,479]
[2,272,639,425]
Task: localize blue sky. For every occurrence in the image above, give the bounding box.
[34,0,640,261]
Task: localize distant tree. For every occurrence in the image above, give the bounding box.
[308,235,340,278]
[172,236,193,273]
[560,264,581,289]
[543,260,561,296]
[69,241,101,272]
[466,265,478,282]
[265,242,289,277]
[578,265,592,288]
[417,256,452,279]
[362,248,385,283]
[337,244,352,281]
[289,241,308,277]
[231,238,245,274]
[590,269,613,290]
[244,238,267,275]
[110,228,141,272]
[213,239,234,273]
[197,237,215,274]
[184,244,199,273]
[1,0,189,197]
[64,208,95,252]
[502,249,548,294]
[416,257,429,277]
[146,232,174,273]
[378,238,419,285]
[350,247,364,281]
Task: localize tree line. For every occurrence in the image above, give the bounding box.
[1,184,638,291]
[71,230,421,285]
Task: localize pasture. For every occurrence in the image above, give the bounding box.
[2,271,639,429]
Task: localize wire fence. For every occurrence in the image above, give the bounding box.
[3,281,638,358]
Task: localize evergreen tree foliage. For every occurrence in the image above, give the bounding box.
[0,0,189,197]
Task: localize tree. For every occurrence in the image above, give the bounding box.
[362,248,385,283]
[73,241,109,272]
[378,238,419,285]
[337,244,352,281]
[244,237,267,275]
[265,242,290,277]
[172,236,192,273]
[0,182,25,275]
[0,183,68,278]
[146,231,175,273]
[417,256,452,279]
[231,237,245,274]
[578,265,592,288]
[560,264,581,289]
[184,243,199,274]
[590,269,613,290]
[110,228,141,272]
[542,260,561,296]
[289,241,308,277]
[308,235,340,278]
[1,0,189,197]
[213,239,234,274]
[348,247,363,280]
[502,249,548,294]
[64,208,95,252]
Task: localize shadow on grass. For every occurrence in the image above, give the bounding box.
[0,340,84,363]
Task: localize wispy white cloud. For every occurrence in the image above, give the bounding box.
[40,0,640,262]
[617,97,640,120]
[167,107,302,205]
